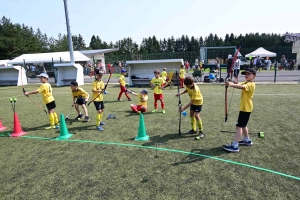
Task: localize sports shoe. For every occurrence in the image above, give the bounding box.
[45,126,56,130]
[75,114,83,120]
[117,99,122,101]
[223,143,239,152]
[137,111,141,114]
[186,129,197,134]
[83,116,90,122]
[97,126,104,131]
[100,122,106,125]
[162,110,166,114]
[152,109,157,113]
[199,131,204,138]
[55,122,60,126]
[128,98,133,101]
[239,139,253,146]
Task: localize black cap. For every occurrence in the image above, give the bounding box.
[95,69,104,75]
[241,68,256,75]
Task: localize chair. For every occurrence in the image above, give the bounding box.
[192,70,202,82]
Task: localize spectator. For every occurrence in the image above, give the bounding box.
[194,57,199,70]
[256,55,262,72]
[264,57,272,70]
[185,60,190,73]
[289,59,296,70]
[225,54,233,81]
[253,56,257,68]
[107,62,111,72]
[280,55,286,70]
[233,56,241,82]
[216,57,220,77]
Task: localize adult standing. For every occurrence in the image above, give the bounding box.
[107,62,111,72]
[216,57,220,77]
[233,56,241,82]
[280,55,287,70]
[185,60,190,73]
[225,54,233,81]
[194,57,199,71]
[256,55,262,72]
[265,57,272,70]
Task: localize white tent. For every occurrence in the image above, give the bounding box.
[245,47,276,58]
[7,51,90,64]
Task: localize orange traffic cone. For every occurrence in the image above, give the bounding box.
[10,113,27,137]
[0,118,7,132]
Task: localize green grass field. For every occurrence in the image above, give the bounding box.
[0,83,300,199]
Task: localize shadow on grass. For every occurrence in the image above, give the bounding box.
[172,147,226,165]
[141,132,185,146]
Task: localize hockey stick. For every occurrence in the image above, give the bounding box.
[176,71,182,136]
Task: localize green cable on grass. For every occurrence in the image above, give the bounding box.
[21,135,300,181]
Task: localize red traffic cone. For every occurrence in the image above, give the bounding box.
[0,118,7,132]
[10,113,27,137]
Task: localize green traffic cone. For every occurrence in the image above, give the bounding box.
[135,113,149,141]
[56,114,73,140]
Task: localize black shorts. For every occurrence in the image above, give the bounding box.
[46,100,56,110]
[234,69,240,77]
[236,111,251,128]
[76,97,86,105]
[94,101,104,111]
[190,105,202,113]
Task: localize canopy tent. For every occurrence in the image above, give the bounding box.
[245,47,276,58]
[7,51,90,64]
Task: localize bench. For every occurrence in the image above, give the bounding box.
[61,79,76,81]
[192,70,203,82]
[0,80,17,85]
[131,79,151,86]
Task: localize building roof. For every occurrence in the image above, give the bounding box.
[8,51,90,64]
[79,48,119,57]
[126,59,184,65]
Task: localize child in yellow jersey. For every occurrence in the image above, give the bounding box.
[129,89,148,113]
[179,65,185,88]
[223,68,256,153]
[24,73,59,130]
[92,70,106,131]
[175,76,204,138]
[117,69,132,101]
[150,69,166,113]
[70,81,90,122]
[161,68,167,88]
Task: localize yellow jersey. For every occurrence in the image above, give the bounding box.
[161,71,167,80]
[137,94,148,107]
[186,84,203,106]
[92,79,105,102]
[119,75,126,86]
[72,87,88,99]
[240,81,255,112]
[37,83,55,104]
[167,71,174,81]
[150,77,165,94]
[179,68,185,79]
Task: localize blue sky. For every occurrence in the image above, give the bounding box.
[0,0,299,46]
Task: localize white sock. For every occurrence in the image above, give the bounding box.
[232,141,238,147]
[244,137,250,142]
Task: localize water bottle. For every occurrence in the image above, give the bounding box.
[182,111,187,116]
